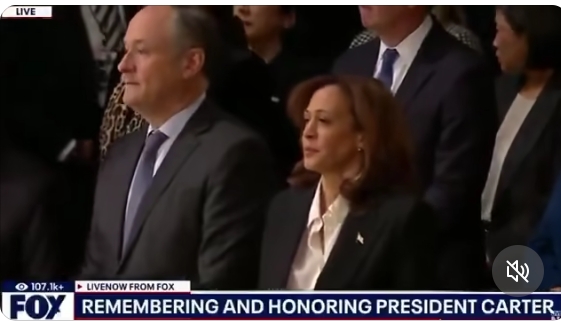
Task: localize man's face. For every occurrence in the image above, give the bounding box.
[358,5,409,31]
[118,6,185,112]
[233,6,292,43]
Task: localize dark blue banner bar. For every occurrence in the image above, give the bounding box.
[73,293,561,320]
[2,281,74,293]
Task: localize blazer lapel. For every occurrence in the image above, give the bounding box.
[273,188,314,289]
[103,129,145,262]
[118,101,214,267]
[495,74,561,203]
[314,205,387,290]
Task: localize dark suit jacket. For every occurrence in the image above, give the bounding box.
[0,141,62,282]
[0,5,139,161]
[82,100,277,289]
[259,187,438,290]
[488,73,561,260]
[332,20,497,290]
[529,172,561,290]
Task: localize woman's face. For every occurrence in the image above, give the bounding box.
[301,85,363,176]
[494,11,528,73]
[233,6,291,43]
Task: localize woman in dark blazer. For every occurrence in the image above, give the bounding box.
[258,75,438,290]
[530,173,561,292]
[482,6,561,262]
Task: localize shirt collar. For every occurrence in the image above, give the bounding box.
[378,15,433,68]
[308,180,350,227]
[147,93,206,141]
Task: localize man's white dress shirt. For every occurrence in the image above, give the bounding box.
[125,94,206,217]
[373,15,433,93]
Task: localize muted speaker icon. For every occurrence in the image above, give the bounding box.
[506,260,529,283]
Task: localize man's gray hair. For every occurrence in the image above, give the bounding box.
[170,6,223,79]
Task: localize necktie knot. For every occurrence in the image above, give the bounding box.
[382,48,399,66]
[143,130,168,157]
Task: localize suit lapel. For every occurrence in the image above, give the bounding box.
[315,204,387,290]
[118,101,214,267]
[495,74,561,203]
[394,25,442,110]
[104,129,145,261]
[274,188,314,288]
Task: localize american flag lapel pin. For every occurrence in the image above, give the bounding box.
[356,233,364,245]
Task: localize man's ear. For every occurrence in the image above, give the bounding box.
[182,48,206,79]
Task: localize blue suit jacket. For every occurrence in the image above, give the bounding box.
[530,174,561,290]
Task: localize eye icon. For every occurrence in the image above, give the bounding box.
[15,283,28,291]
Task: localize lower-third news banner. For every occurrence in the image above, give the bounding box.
[2,281,560,320]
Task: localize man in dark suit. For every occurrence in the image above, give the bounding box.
[98,11,292,184]
[333,6,496,290]
[0,5,140,163]
[81,6,276,289]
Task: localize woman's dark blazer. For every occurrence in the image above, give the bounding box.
[258,186,439,290]
[487,73,561,260]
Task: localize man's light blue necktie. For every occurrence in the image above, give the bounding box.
[378,48,399,91]
[122,130,168,253]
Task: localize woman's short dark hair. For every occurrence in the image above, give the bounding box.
[286,75,417,209]
[497,5,561,70]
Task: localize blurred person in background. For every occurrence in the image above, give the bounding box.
[1,6,142,277]
[82,6,276,288]
[333,5,496,290]
[234,5,326,179]
[259,75,437,290]
[234,5,325,106]
[483,5,561,263]
[0,5,140,164]
[529,172,561,292]
[0,127,65,282]
[349,6,482,53]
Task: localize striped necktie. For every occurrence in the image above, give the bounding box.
[90,5,125,52]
